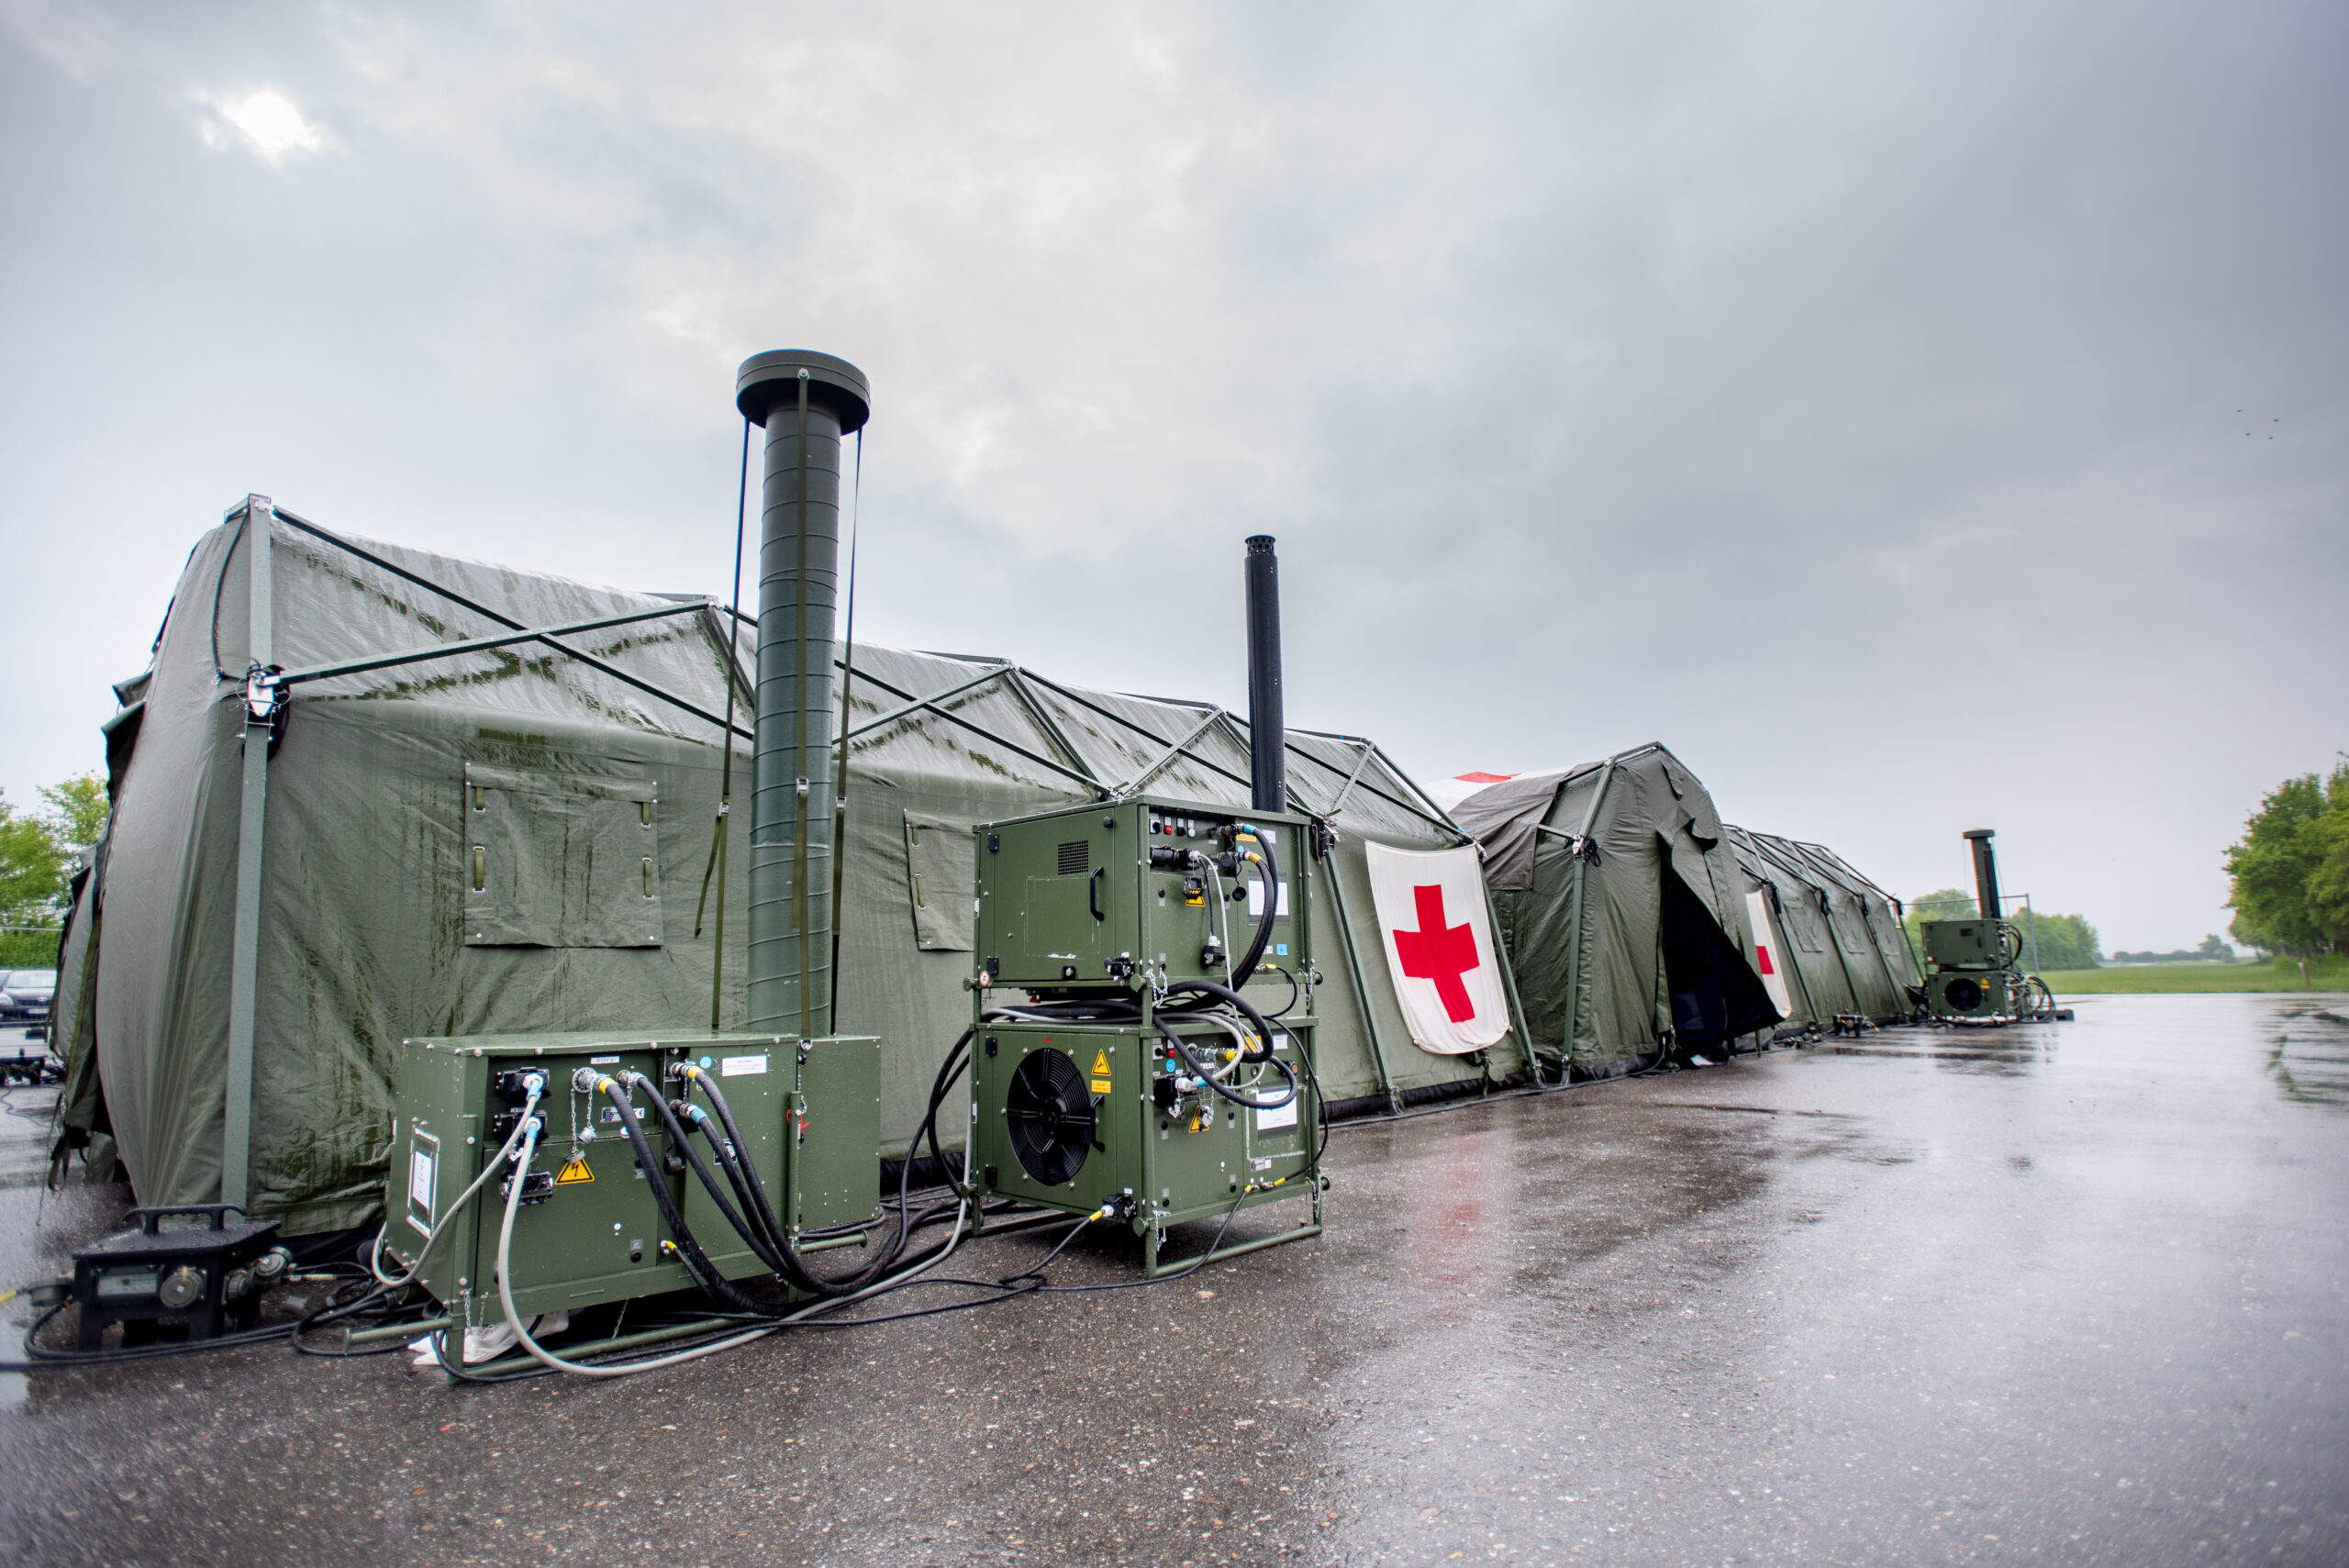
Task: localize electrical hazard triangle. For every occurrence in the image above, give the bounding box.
[1090,1049,1111,1077]
[554,1154,595,1185]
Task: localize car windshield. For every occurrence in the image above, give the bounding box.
[6,972,54,989]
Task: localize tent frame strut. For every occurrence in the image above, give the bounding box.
[221,495,273,1212]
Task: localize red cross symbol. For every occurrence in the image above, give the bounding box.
[1393,884,1481,1023]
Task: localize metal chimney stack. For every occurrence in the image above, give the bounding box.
[734,350,870,1040]
[1963,828,2001,925]
[1243,535,1286,814]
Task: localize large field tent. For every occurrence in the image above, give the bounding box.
[1451,745,1780,1077]
[51,503,1529,1234]
[1721,828,1921,1029]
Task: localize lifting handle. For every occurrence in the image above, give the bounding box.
[1089,864,1106,922]
[131,1203,248,1234]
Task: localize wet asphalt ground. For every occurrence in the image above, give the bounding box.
[0,993,2343,1567]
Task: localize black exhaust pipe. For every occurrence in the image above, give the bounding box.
[1963,828,2000,924]
[1244,536,1285,814]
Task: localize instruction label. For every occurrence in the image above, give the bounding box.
[554,1154,595,1185]
[721,1053,769,1076]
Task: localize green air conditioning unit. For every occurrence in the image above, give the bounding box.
[966,795,1323,1275]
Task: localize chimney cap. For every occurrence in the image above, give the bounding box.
[736,350,871,432]
[1962,828,1996,840]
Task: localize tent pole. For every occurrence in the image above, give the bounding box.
[1556,759,1620,1083]
[221,496,273,1212]
[1319,844,1401,1115]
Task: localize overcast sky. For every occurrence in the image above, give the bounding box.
[4,1,2343,951]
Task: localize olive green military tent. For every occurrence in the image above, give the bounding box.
[1732,830,1920,1025]
[50,501,1530,1234]
[1451,744,1781,1078]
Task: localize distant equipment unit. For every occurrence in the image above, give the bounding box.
[1918,828,2069,1024]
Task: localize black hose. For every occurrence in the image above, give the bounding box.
[1155,1015,1297,1112]
[683,1082,903,1298]
[1230,835,1281,988]
[596,1078,772,1317]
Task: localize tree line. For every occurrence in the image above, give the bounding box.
[2225,761,2349,962]
[0,773,106,967]
[1903,890,2102,972]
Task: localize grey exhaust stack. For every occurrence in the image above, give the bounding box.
[1964,828,2001,924]
[734,350,871,1039]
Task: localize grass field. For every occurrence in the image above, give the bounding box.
[2043,957,2349,995]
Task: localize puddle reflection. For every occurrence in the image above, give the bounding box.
[2266,1003,2349,1108]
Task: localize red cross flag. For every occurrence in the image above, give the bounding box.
[1743,890,1794,1019]
[1364,840,1510,1054]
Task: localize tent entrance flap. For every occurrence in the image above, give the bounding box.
[1657,857,1779,1051]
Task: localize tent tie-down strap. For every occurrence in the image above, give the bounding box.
[269,508,753,741]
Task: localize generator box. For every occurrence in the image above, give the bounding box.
[1921,918,2006,970]
[384,1031,880,1327]
[969,795,1322,1273]
[968,1018,1319,1270]
[974,796,1312,995]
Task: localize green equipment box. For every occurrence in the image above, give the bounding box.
[384,1031,880,1327]
[969,1018,1320,1272]
[1920,918,2016,970]
[969,796,1323,1273]
[974,797,1311,993]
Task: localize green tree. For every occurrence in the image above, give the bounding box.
[2018,911,2101,971]
[2224,764,2349,960]
[39,773,106,852]
[0,791,66,926]
[1904,887,1976,950]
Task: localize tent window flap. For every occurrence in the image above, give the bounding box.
[462,763,662,948]
[903,810,976,951]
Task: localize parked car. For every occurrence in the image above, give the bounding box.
[0,968,57,1038]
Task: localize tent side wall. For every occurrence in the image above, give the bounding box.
[71,515,1525,1233]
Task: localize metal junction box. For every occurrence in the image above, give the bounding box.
[384,1031,880,1327]
[974,796,1312,994]
[968,1018,1319,1268]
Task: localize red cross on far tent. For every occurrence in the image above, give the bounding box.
[1364,840,1510,1054]
[1392,884,1480,1022]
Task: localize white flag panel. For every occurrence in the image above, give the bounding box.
[1364,840,1511,1054]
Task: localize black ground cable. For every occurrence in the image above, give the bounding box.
[596,1079,773,1318]
[0,1302,301,1370]
[913,1030,975,1202]
[1036,1195,1249,1296]
[998,1212,1102,1286]
[1260,963,1302,1019]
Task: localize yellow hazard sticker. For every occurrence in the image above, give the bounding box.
[554,1154,595,1185]
[1090,1049,1111,1076]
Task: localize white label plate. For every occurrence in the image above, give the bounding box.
[1256,1097,1299,1131]
[721,1053,769,1077]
